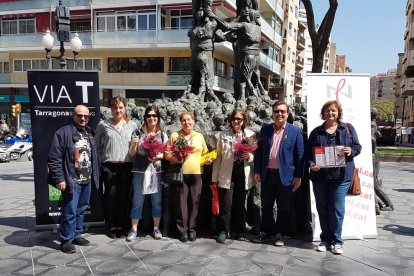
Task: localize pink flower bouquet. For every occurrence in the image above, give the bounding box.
[142,133,167,159]
[168,136,195,162]
[233,136,258,160]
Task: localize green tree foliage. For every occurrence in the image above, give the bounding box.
[371,99,395,122]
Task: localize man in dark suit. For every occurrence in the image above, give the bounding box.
[254,101,304,246]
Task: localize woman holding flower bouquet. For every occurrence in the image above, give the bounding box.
[126,106,168,242]
[212,108,256,243]
[165,111,210,242]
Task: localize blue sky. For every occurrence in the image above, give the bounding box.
[309,1,406,76]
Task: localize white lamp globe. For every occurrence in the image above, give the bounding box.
[70,33,83,53]
[42,29,54,51]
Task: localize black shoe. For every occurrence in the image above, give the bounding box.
[73,237,90,246]
[116,230,126,239]
[179,234,188,242]
[60,242,76,254]
[189,233,197,242]
[237,233,246,241]
[257,232,271,242]
[107,230,117,239]
[216,231,226,244]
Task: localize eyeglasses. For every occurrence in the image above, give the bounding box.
[145,114,158,118]
[231,117,244,122]
[75,114,90,119]
[273,109,287,114]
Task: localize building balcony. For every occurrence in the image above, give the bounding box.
[294,76,303,88]
[296,57,304,69]
[213,75,234,92]
[275,1,284,19]
[409,23,414,41]
[92,29,188,48]
[260,17,282,48]
[403,77,414,96]
[259,52,281,74]
[298,19,307,30]
[407,50,414,68]
[297,35,305,50]
[0,32,92,51]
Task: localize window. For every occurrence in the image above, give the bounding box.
[138,10,156,30]
[170,10,192,29]
[169,57,190,72]
[70,20,91,32]
[275,17,282,35]
[287,47,291,61]
[0,62,9,74]
[108,57,164,73]
[1,18,35,35]
[293,28,297,41]
[13,58,100,71]
[96,11,156,32]
[214,59,227,77]
[288,22,292,37]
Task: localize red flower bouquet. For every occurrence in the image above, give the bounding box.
[233,136,258,160]
[142,133,167,159]
[168,136,195,162]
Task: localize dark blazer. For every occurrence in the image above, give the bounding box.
[48,124,99,193]
[305,122,362,182]
[254,123,304,186]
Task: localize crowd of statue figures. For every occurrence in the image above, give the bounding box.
[100,0,393,217]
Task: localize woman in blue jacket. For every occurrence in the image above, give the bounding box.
[306,100,361,255]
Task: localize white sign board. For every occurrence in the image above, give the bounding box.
[306,73,377,240]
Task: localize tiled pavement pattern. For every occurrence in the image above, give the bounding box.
[0,161,412,275]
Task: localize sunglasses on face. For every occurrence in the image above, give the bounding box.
[231,117,243,122]
[75,114,90,119]
[145,114,158,118]
[273,109,287,114]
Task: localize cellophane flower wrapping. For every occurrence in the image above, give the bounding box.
[142,133,167,159]
[168,136,195,162]
[233,136,258,160]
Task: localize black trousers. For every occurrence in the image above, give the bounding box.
[217,162,247,234]
[174,174,202,236]
[101,162,132,230]
[261,169,293,236]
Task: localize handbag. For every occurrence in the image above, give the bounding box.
[163,163,183,186]
[348,167,361,195]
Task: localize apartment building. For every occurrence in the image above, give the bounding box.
[401,0,414,135]
[0,0,306,124]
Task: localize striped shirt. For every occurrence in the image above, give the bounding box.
[95,118,137,164]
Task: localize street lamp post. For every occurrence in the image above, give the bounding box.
[41,1,82,69]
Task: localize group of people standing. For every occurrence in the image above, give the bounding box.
[47,97,361,256]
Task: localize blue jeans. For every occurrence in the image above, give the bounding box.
[59,183,92,243]
[261,170,293,235]
[130,172,162,220]
[313,179,351,245]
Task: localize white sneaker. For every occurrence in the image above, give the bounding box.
[153,227,162,240]
[274,233,284,247]
[331,244,343,255]
[126,230,137,242]
[316,241,329,252]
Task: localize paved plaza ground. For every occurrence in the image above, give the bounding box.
[0,161,413,275]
